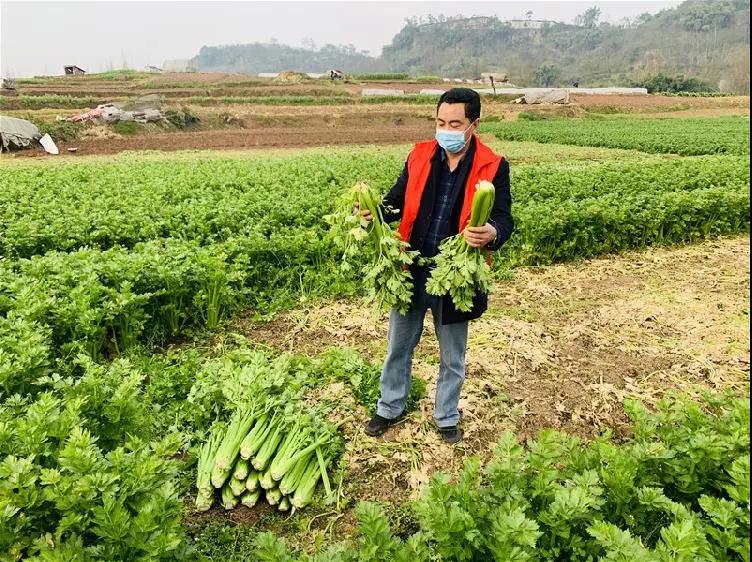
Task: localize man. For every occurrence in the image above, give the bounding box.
[357,88,514,444]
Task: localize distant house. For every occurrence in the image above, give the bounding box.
[508,19,555,30]
[64,65,86,75]
[145,65,163,73]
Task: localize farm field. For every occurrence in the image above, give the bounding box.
[0,74,750,561]
[480,115,750,155]
[2,71,749,157]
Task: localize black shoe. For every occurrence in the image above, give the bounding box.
[364,413,405,437]
[438,425,463,444]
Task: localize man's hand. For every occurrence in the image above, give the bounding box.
[353,201,373,223]
[464,223,497,248]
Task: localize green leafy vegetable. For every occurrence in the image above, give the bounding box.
[426,180,496,311]
[325,181,419,315]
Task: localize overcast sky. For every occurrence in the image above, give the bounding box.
[2,0,681,78]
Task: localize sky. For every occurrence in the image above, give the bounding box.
[1,0,682,78]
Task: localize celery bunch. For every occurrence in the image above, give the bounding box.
[325,181,419,315]
[426,180,496,312]
[196,401,343,514]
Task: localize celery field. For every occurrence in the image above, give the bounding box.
[479,116,750,156]
[0,115,750,560]
[1,151,748,367]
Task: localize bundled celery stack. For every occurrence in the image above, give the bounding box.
[426,180,496,312]
[196,400,343,513]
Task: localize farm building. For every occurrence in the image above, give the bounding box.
[64,65,86,75]
[1,77,17,95]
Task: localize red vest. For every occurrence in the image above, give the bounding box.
[398,135,503,245]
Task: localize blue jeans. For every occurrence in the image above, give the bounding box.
[376,269,469,428]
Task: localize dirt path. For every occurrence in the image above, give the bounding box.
[227,237,749,507]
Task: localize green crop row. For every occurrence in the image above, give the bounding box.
[0,94,100,110]
[185,94,446,106]
[659,91,737,97]
[4,304,749,561]
[0,151,403,259]
[0,233,350,396]
[0,154,748,397]
[253,392,750,561]
[480,116,750,156]
[2,152,747,261]
[501,155,750,265]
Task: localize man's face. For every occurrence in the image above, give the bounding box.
[436,102,478,142]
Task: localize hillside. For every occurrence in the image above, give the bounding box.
[381,0,750,91]
[191,42,386,75]
[187,0,750,93]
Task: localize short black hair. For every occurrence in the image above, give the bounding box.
[437,88,481,122]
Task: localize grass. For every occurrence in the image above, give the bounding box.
[5,92,516,111]
[112,121,141,135]
[187,520,259,561]
[351,73,410,81]
[85,70,151,81]
[0,94,99,110]
[26,117,86,141]
[516,111,548,121]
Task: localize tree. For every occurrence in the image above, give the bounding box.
[575,6,601,28]
[682,0,734,32]
[636,12,653,25]
[633,72,714,93]
[535,63,561,86]
[301,37,317,51]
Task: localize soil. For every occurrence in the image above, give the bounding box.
[7,118,435,157]
[228,236,750,503]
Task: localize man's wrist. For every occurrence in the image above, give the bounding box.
[486,223,498,248]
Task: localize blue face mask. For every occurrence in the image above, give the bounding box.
[435,122,474,153]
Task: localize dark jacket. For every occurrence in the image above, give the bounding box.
[380,136,514,325]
